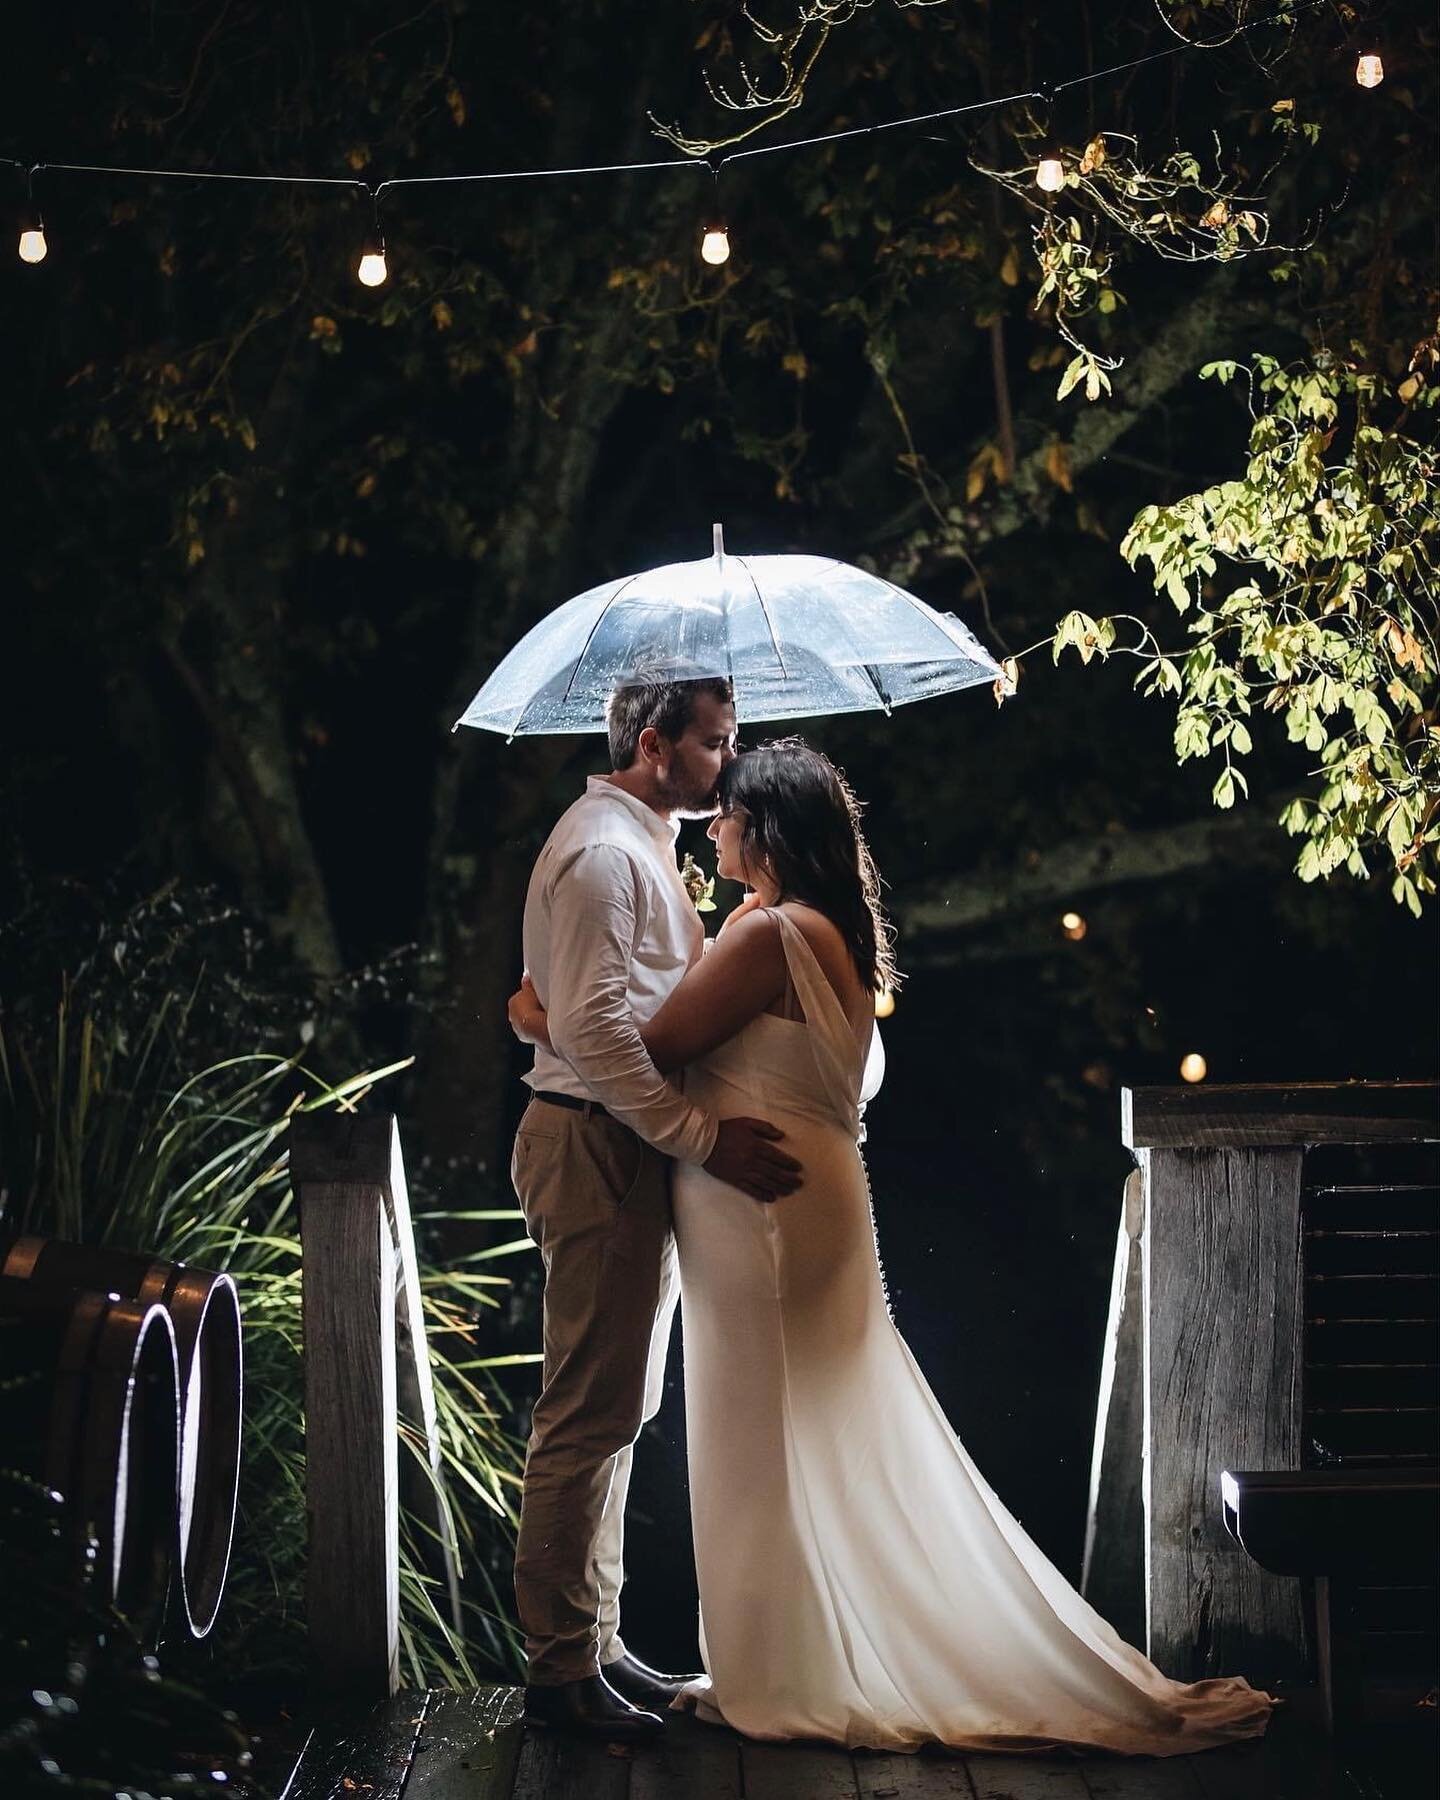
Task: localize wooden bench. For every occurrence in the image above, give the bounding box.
[1221,1466,1440,1733]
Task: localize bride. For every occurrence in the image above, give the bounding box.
[508,736,1274,1756]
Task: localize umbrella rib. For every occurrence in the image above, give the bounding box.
[734,555,788,679]
[879,576,1000,670]
[861,662,893,716]
[560,573,645,709]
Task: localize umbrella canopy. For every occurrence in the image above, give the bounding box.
[454,526,1005,737]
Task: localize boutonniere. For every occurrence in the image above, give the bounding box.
[679,851,717,913]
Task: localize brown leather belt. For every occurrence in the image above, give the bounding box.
[531,1088,612,1121]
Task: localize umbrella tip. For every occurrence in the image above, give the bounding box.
[712,521,724,560]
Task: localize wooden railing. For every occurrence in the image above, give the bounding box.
[1083,1081,1439,1685]
[290,1112,461,1701]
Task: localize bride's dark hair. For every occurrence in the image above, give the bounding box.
[718,737,902,996]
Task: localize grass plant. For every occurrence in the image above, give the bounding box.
[0,888,536,1696]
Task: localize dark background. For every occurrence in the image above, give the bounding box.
[2,0,1436,1674]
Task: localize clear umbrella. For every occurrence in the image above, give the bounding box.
[454,525,1006,738]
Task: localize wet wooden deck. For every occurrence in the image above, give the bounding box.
[283,1684,1436,1800]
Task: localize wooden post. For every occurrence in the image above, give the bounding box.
[1118,1081,1440,1686]
[291,1113,463,1702]
[1140,1141,1307,1683]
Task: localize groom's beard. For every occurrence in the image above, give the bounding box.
[658,769,722,817]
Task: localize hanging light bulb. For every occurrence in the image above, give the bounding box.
[1060,910,1088,941]
[700,220,731,266]
[1035,152,1065,194]
[1179,1052,1208,1084]
[1354,50,1384,88]
[874,988,896,1020]
[18,204,47,264]
[356,229,388,287]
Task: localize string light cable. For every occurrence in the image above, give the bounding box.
[2,0,1379,277]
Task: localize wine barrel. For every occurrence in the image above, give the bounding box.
[0,1238,242,1639]
[0,1275,179,1627]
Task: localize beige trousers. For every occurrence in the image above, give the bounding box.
[511,1095,678,1684]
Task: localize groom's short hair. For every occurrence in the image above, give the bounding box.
[606,664,735,770]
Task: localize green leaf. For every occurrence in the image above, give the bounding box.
[1055,355,1087,403]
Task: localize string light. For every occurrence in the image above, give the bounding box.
[18,205,47,264]
[356,188,388,286]
[1179,1052,1208,1083]
[874,989,896,1020]
[356,230,388,287]
[700,155,731,266]
[0,3,1364,280]
[1060,910,1087,941]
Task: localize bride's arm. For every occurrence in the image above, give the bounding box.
[637,908,786,1072]
[507,908,786,1073]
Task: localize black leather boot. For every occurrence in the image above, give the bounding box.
[602,1651,705,1709]
[522,1672,665,1740]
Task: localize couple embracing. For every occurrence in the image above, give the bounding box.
[504,670,1273,1756]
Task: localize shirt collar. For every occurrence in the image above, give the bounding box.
[585,775,682,844]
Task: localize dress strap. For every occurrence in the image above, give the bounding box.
[760,908,872,1125]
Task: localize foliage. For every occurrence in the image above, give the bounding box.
[1050,346,1439,910]
[0,886,535,1691]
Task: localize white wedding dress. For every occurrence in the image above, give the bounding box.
[672,907,1274,1755]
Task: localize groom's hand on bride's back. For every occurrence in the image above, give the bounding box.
[704,1118,802,1203]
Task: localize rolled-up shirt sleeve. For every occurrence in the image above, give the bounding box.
[543,844,718,1164]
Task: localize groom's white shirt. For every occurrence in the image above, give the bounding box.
[522,776,719,1164]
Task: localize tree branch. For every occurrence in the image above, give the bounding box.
[875,267,1274,572]
[893,802,1290,951]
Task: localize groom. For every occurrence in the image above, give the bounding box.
[510,669,802,1740]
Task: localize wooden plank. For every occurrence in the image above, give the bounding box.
[1142,1148,1309,1685]
[853,1747,975,1796]
[510,1726,632,1800]
[1188,1691,1353,1800]
[1079,1757,1203,1798]
[285,1690,430,1800]
[1184,1746,1270,1800]
[406,1686,524,1800]
[630,1711,743,1800]
[1122,1084,1440,1152]
[300,1181,399,1701]
[741,1738,860,1798]
[1082,1171,1147,1651]
[964,1756,1090,1800]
